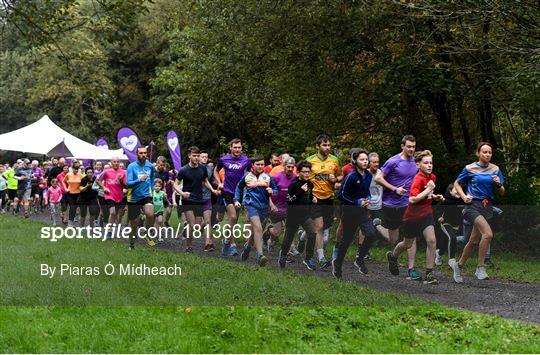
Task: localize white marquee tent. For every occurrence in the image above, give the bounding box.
[0,115,127,160]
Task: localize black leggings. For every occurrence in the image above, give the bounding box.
[66,193,80,222]
[80,200,100,219]
[280,210,316,261]
[98,196,110,227]
[335,207,377,268]
[436,222,457,259]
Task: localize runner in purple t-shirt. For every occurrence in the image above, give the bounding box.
[213,138,251,256]
[264,156,297,252]
[374,135,422,281]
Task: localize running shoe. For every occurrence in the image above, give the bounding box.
[145,236,156,247]
[319,256,331,269]
[449,259,463,283]
[423,272,439,285]
[435,249,443,266]
[241,243,251,261]
[229,244,239,256]
[257,254,268,267]
[185,246,193,253]
[129,244,135,251]
[332,259,342,279]
[372,218,381,227]
[278,250,287,269]
[204,244,215,252]
[363,252,371,261]
[221,239,230,256]
[303,258,316,271]
[407,268,422,281]
[386,251,399,275]
[475,265,489,280]
[354,258,368,275]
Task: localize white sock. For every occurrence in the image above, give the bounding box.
[317,248,324,260]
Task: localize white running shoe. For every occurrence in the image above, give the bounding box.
[475,265,489,280]
[450,260,463,283]
[435,249,443,266]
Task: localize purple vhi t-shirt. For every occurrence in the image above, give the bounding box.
[380,154,417,208]
[272,171,297,214]
[217,154,251,195]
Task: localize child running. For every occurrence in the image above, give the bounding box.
[235,155,278,266]
[153,178,170,242]
[386,150,444,284]
[278,160,317,269]
[333,149,378,278]
[48,178,63,226]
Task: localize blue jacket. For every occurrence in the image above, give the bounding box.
[337,169,372,205]
[234,172,278,210]
[126,160,155,202]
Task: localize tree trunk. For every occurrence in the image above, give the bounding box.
[427,92,458,153]
[456,95,471,153]
[478,19,497,147]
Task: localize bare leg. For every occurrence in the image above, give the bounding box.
[475,217,493,266]
[459,221,482,267]
[407,239,417,269]
[225,204,238,247]
[423,226,436,270]
[250,215,264,255]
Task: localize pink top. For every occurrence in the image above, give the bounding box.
[48,186,63,204]
[56,172,67,194]
[101,168,126,203]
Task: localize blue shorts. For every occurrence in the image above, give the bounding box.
[245,205,269,222]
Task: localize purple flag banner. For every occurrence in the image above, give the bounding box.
[96,138,109,150]
[166,130,182,170]
[117,127,142,163]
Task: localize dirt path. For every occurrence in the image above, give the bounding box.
[26,212,540,324]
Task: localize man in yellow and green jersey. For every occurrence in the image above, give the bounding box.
[305,134,341,269]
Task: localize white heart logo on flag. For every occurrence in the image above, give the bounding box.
[168,137,179,151]
[120,135,138,152]
[97,144,109,150]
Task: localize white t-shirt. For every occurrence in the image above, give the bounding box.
[367,168,383,211]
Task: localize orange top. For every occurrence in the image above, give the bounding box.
[64,172,82,194]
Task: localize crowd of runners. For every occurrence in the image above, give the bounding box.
[0,134,506,284]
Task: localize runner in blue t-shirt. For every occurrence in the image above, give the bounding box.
[452,142,505,281]
[234,155,278,266]
[126,146,156,250]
